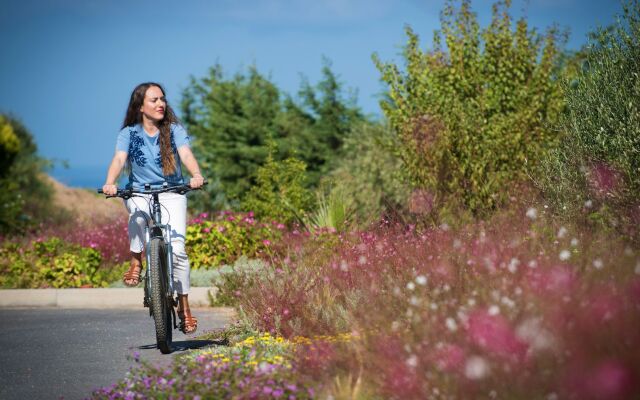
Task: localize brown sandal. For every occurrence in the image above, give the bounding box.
[123,262,142,287]
[178,310,198,334]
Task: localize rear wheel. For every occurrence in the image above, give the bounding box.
[149,237,172,354]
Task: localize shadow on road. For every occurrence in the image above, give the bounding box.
[137,339,227,353]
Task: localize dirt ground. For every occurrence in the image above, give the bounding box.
[45,175,128,223]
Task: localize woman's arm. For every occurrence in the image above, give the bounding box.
[177,146,204,188]
[102,151,128,195]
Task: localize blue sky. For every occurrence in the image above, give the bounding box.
[0,0,623,187]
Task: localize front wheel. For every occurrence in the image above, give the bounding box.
[149,237,172,354]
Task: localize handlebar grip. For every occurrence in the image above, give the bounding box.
[97,189,104,194]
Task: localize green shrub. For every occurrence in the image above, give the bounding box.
[0,115,58,235]
[303,190,350,233]
[537,0,640,239]
[208,257,267,307]
[374,0,565,216]
[186,212,283,269]
[241,147,314,226]
[327,122,410,226]
[0,237,112,288]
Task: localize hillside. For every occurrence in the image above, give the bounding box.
[45,175,128,223]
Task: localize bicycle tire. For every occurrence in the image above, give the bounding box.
[149,237,172,354]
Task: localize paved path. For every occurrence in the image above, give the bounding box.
[0,307,234,400]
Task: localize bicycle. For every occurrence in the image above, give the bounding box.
[98,182,205,354]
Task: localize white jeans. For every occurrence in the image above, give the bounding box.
[124,192,190,294]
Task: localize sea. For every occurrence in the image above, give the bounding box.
[50,165,109,190]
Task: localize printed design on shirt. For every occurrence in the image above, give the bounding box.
[128,129,147,167]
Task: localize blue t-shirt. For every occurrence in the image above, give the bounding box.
[116,123,191,189]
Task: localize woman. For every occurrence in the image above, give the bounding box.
[102,82,204,334]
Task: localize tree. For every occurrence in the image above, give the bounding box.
[181,61,365,212]
[538,0,640,239]
[374,0,565,216]
[0,115,54,235]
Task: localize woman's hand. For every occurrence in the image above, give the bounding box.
[190,174,205,189]
[103,184,117,196]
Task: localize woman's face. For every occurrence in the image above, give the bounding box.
[140,85,166,122]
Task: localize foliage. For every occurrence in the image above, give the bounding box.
[328,122,411,226]
[0,237,119,288]
[0,115,58,235]
[186,211,284,269]
[208,257,267,307]
[92,332,319,400]
[36,215,130,266]
[537,0,640,240]
[304,190,351,234]
[181,61,364,211]
[233,198,640,399]
[374,0,565,216]
[0,115,21,173]
[241,149,314,226]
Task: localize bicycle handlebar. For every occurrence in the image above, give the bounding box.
[98,181,208,199]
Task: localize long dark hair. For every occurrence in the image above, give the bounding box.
[122,82,179,175]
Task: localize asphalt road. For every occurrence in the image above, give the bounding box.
[0,308,232,400]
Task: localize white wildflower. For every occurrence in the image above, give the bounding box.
[488,305,500,316]
[584,199,593,208]
[528,260,538,269]
[559,250,571,261]
[453,238,462,248]
[465,356,490,380]
[516,317,556,352]
[457,310,468,324]
[570,238,579,247]
[406,282,416,291]
[468,298,477,307]
[445,317,458,332]
[430,302,438,310]
[391,321,400,331]
[340,260,349,271]
[557,227,568,238]
[415,275,428,286]
[410,296,420,306]
[526,207,538,220]
[357,255,367,265]
[508,258,520,273]
[592,258,604,270]
[501,296,515,308]
[406,354,418,368]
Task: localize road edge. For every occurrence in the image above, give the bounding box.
[0,287,219,308]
